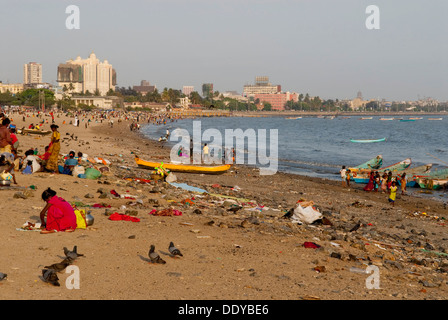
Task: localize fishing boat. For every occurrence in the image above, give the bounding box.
[21,128,52,136]
[286,117,302,119]
[348,155,383,173]
[350,138,386,143]
[399,119,416,122]
[416,178,448,190]
[379,117,394,121]
[397,164,433,187]
[134,156,232,174]
[409,117,423,120]
[359,117,373,120]
[428,118,443,121]
[353,158,412,183]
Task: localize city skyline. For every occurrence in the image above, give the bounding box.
[1,0,447,101]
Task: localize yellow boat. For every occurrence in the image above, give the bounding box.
[134,156,232,174]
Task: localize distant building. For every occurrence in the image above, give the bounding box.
[133,80,156,95]
[221,91,248,102]
[243,77,281,97]
[178,96,191,108]
[202,83,213,98]
[255,92,298,111]
[57,52,116,96]
[0,82,24,94]
[71,95,123,110]
[23,62,42,85]
[350,98,368,110]
[182,86,194,96]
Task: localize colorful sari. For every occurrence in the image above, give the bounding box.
[45,196,77,232]
[45,131,60,172]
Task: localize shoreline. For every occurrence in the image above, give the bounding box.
[134,118,447,204]
[1,111,448,300]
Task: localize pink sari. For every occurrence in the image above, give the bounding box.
[45,196,77,232]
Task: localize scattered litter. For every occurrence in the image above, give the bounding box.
[303,242,321,249]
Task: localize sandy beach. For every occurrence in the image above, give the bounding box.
[1,111,448,300]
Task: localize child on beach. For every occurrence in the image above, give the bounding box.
[389,181,398,207]
[381,173,388,193]
[39,188,77,234]
[340,166,347,187]
[345,169,352,189]
[400,173,407,195]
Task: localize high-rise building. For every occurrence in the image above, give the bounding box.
[57,52,116,95]
[202,83,213,98]
[243,76,281,97]
[182,86,194,96]
[24,62,42,85]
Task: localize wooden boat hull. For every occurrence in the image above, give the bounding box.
[417,178,448,190]
[352,158,412,183]
[22,129,52,136]
[349,155,383,173]
[135,157,232,174]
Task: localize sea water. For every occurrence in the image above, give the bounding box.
[140,115,447,200]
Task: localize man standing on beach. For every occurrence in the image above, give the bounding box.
[203,143,209,164]
[340,166,347,187]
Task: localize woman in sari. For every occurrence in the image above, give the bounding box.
[39,188,77,234]
[45,124,60,173]
[363,171,375,191]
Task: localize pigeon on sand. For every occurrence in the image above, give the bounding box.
[148,245,166,264]
[64,245,84,260]
[44,259,72,272]
[42,269,60,286]
[168,242,183,257]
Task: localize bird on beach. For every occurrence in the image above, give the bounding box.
[64,245,84,260]
[42,269,60,286]
[168,242,183,258]
[349,222,362,233]
[0,272,7,281]
[227,205,243,213]
[148,245,166,264]
[44,259,72,273]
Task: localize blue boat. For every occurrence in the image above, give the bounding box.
[350,138,386,143]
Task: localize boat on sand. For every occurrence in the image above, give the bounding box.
[134,156,232,174]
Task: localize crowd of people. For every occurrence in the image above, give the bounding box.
[340,165,407,207]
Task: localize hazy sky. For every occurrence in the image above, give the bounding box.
[1,0,447,101]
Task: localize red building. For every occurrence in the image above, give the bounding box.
[254,92,298,111]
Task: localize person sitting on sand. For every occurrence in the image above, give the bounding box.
[77,152,84,165]
[38,145,51,167]
[60,151,77,175]
[0,152,17,184]
[0,118,13,154]
[39,188,77,234]
[23,149,41,173]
